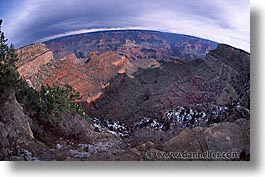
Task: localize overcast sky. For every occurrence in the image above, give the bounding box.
[0,0,250,52]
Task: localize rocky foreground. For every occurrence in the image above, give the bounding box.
[0,31,249,161]
[0,91,249,160]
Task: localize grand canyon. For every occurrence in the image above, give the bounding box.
[0,30,250,161]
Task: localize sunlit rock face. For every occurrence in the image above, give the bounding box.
[16,43,54,79]
[15,45,134,103]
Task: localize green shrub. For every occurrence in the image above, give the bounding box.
[16,79,40,116]
[17,82,86,124]
[38,84,85,123]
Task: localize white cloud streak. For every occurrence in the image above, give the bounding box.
[2,0,250,52]
[36,27,144,42]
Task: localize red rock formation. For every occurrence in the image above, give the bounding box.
[111,56,127,67]
[16,43,53,79]
[15,44,139,103]
[59,53,81,65]
[43,59,93,102]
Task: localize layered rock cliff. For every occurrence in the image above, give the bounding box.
[85,44,250,124]
[15,43,160,103]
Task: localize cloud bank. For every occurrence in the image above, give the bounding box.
[0,0,250,52]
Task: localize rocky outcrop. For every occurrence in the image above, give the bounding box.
[0,92,34,160]
[0,92,249,161]
[16,43,53,79]
[41,51,134,102]
[129,118,249,161]
[164,118,249,155]
[15,43,56,90]
[0,91,134,161]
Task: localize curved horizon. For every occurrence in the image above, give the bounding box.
[0,0,249,52]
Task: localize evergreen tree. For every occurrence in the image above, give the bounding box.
[38,84,84,123]
[0,20,19,97]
